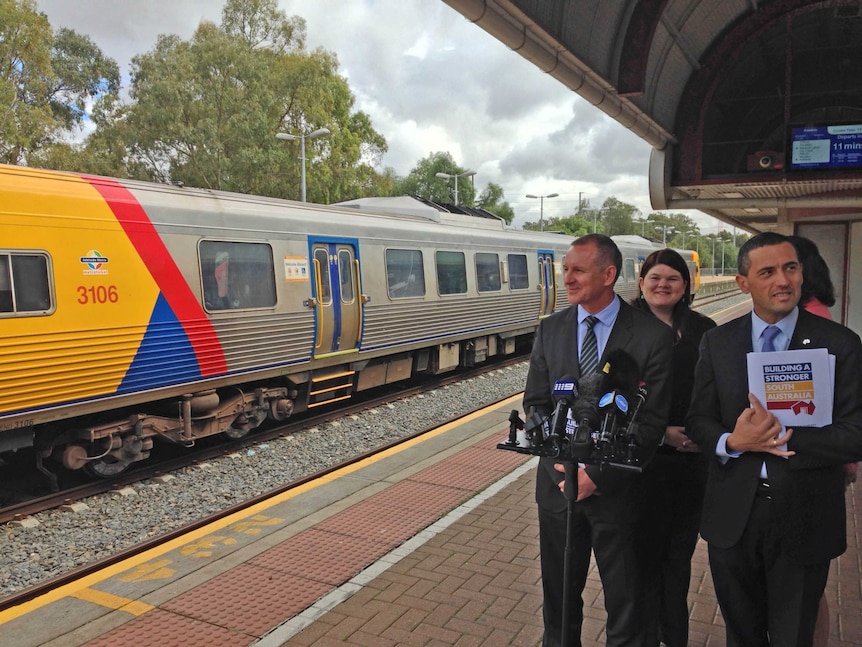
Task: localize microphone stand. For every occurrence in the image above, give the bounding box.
[561,459,579,647]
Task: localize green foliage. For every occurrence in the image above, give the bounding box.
[392,151,477,205]
[29,0,388,204]
[598,196,639,236]
[523,214,593,237]
[0,0,119,164]
[476,182,514,224]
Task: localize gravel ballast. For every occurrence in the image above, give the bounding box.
[0,363,529,598]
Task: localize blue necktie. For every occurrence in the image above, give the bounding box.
[580,316,599,376]
[761,325,780,352]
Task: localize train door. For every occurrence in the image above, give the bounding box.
[537,251,556,317]
[309,239,364,357]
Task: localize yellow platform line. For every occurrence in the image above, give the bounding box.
[70,588,154,616]
[0,392,522,625]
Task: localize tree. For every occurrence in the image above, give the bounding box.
[392,151,477,205]
[600,197,639,236]
[476,182,514,224]
[0,0,119,165]
[63,0,386,204]
[523,214,592,237]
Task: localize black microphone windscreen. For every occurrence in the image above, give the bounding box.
[574,372,603,406]
[600,349,641,398]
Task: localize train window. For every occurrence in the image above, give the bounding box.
[507,254,529,290]
[313,248,332,305]
[199,241,277,311]
[623,258,636,283]
[436,251,467,295]
[338,250,354,303]
[385,249,425,298]
[0,252,52,315]
[476,253,501,292]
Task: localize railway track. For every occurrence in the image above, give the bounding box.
[0,362,531,614]
[0,354,530,526]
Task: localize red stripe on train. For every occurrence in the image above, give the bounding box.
[82,176,228,376]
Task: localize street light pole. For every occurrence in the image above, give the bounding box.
[712,236,716,275]
[525,192,558,232]
[276,127,331,202]
[435,170,476,205]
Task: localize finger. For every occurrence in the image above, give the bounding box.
[553,463,565,473]
[748,392,767,412]
[767,448,795,458]
[776,428,793,444]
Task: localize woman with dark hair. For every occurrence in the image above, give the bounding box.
[788,235,836,318]
[631,248,716,647]
[788,235,857,647]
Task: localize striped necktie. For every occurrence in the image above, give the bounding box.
[761,325,780,352]
[580,316,600,376]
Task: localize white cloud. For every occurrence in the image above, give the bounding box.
[35,0,719,231]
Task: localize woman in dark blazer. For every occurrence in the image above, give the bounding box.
[631,249,715,647]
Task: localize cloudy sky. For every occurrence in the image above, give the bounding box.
[36,0,719,231]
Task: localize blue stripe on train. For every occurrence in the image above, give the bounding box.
[117,293,202,393]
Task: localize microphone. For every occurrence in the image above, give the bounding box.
[600,349,641,397]
[598,389,629,446]
[597,349,641,448]
[624,382,648,439]
[570,372,603,458]
[550,376,578,444]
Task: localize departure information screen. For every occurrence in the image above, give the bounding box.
[789,124,862,170]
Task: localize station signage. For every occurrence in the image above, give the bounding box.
[789,124,862,170]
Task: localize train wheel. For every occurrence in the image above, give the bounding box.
[83,455,131,478]
[223,426,249,440]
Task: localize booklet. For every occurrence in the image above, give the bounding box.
[746,348,834,428]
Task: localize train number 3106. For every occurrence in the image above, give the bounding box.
[77,285,119,304]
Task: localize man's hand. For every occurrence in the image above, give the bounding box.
[554,463,598,501]
[664,425,700,452]
[726,393,795,457]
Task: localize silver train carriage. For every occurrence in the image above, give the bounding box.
[0,165,685,477]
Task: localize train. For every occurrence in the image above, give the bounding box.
[0,165,699,479]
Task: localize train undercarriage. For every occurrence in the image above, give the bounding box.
[6,334,522,487]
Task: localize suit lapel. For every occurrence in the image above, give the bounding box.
[788,307,816,350]
[603,297,632,365]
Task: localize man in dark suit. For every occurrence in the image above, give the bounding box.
[686,232,862,646]
[524,234,673,647]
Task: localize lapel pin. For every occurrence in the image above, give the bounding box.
[802,339,811,345]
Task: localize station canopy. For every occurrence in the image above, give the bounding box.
[443,0,862,232]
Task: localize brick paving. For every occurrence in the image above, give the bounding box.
[274,444,862,647]
[12,405,859,647]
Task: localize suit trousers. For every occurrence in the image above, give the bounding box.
[538,498,646,647]
[708,494,830,647]
[636,450,707,647]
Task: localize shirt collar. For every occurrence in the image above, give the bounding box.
[751,307,799,351]
[578,295,620,328]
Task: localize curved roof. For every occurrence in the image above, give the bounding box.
[443,0,862,232]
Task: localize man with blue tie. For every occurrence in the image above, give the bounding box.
[687,232,862,646]
[524,234,674,646]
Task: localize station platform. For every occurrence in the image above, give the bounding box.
[2,393,860,646]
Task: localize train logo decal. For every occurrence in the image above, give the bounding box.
[80,250,109,274]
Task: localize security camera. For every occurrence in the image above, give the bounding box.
[747,150,784,172]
